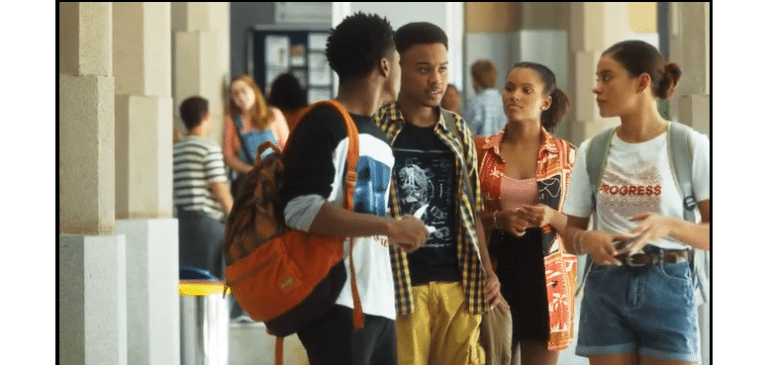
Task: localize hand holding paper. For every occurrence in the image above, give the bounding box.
[413,204,437,234]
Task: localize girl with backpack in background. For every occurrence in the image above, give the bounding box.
[562,40,710,365]
[223,74,290,197]
[223,74,291,322]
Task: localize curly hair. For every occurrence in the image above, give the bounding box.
[326,12,395,82]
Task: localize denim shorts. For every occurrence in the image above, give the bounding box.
[575,250,701,363]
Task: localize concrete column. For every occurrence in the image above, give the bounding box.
[59,3,127,365]
[114,219,180,365]
[59,1,115,235]
[59,235,127,365]
[515,3,569,140]
[567,2,605,145]
[567,2,634,145]
[668,2,710,136]
[113,2,173,219]
[112,3,181,365]
[603,2,634,53]
[171,2,231,146]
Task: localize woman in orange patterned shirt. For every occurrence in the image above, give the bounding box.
[475,62,577,365]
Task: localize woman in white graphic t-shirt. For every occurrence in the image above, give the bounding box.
[561,40,710,365]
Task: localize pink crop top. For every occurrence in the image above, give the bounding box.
[499,176,538,211]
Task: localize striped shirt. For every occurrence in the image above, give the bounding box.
[375,102,488,316]
[173,136,228,220]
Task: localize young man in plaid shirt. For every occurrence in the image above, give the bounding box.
[375,22,502,365]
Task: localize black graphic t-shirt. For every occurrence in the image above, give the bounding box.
[393,122,461,285]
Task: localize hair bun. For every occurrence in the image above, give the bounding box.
[664,62,682,83]
[658,62,683,99]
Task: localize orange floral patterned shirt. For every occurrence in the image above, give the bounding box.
[475,126,579,350]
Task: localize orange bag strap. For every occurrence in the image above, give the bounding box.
[289,100,365,329]
[289,99,359,210]
[319,101,365,329]
[323,100,359,211]
[275,336,284,365]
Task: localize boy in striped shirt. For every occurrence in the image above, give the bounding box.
[173,96,233,277]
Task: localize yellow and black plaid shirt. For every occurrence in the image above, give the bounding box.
[375,102,488,316]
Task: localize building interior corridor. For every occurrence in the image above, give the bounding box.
[51,2,718,365]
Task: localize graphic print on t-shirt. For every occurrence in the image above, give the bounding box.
[354,155,392,217]
[598,163,662,228]
[394,150,455,248]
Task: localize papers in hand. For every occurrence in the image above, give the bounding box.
[414,204,437,234]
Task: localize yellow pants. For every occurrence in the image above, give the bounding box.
[395,281,484,365]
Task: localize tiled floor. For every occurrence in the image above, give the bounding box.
[228,321,308,365]
[220,265,707,365]
[191,259,707,365]
[225,303,588,365]
[225,295,712,365]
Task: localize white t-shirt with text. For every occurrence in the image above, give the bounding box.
[563,128,710,250]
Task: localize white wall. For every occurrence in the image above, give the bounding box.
[333,2,465,90]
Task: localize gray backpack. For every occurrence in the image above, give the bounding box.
[585,122,709,305]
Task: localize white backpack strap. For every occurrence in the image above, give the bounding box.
[585,128,616,229]
[575,128,616,298]
[667,122,696,222]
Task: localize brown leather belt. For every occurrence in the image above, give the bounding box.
[615,249,689,267]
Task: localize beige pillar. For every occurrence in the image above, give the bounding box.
[59,3,127,365]
[603,2,634,53]
[112,3,181,364]
[59,2,115,235]
[113,2,174,219]
[567,2,605,145]
[171,2,231,147]
[668,2,710,137]
[567,2,634,145]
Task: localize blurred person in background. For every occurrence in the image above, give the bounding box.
[268,72,309,133]
[465,59,506,137]
[441,83,462,115]
[174,96,232,278]
[223,74,290,197]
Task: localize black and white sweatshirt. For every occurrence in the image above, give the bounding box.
[280,106,397,320]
